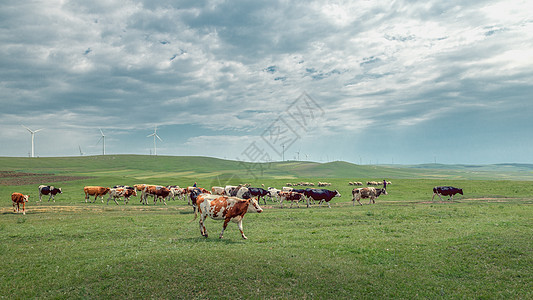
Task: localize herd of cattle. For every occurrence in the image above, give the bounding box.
[10,183,464,239]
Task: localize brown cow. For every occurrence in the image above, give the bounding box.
[193,194,263,239]
[143,185,170,205]
[12,192,29,215]
[84,186,111,203]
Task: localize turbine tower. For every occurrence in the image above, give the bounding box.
[147,126,162,155]
[96,129,106,155]
[21,125,43,158]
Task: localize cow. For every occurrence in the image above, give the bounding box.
[143,185,170,205]
[12,192,29,215]
[186,186,210,205]
[193,194,263,239]
[225,185,251,199]
[134,184,148,203]
[248,187,269,204]
[84,186,111,203]
[167,185,185,201]
[432,186,463,201]
[266,188,281,202]
[304,189,341,208]
[107,187,137,205]
[38,185,62,202]
[279,191,304,208]
[352,187,387,206]
[211,186,226,195]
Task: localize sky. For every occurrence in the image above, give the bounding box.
[1,0,532,165]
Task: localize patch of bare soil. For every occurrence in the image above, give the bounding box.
[0,171,92,186]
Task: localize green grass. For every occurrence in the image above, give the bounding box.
[0,155,532,298]
[1,202,531,298]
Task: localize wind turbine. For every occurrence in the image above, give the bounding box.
[21,125,43,158]
[96,129,106,155]
[147,126,162,155]
[79,145,85,156]
[295,150,300,161]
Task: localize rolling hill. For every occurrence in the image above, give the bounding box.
[0,155,532,181]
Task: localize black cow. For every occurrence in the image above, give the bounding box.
[38,185,62,202]
[248,187,269,204]
[432,186,463,201]
[303,189,341,208]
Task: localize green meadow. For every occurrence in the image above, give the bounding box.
[1,155,532,298]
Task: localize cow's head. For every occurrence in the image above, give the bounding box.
[380,188,388,195]
[247,198,263,213]
[23,194,30,202]
[334,190,341,197]
[57,188,62,194]
[458,188,463,195]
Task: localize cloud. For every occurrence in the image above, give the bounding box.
[0,0,532,163]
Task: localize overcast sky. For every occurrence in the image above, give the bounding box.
[1,0,532,165]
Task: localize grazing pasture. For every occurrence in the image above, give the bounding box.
[0,156,532,298]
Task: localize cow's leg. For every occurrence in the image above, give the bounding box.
[219,218,231,239]
[237,219,247,240]
[431,192,436,201]
[437,193,444,201]
[327,201,331,208]
[48,194,53,202]
[22,202,25,215]
[13,202,16,213]
[199,215,207,237]
[113,196,119,205]
[449,194,453,201]
[280,198,284,209]
[39,193,42,202]
[161,196,167,206]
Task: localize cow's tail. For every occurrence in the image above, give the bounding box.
[189,202,198,223]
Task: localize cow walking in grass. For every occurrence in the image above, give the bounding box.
[352,187,387,206]
[193,194,263,239]
[84,186,111,203]
[38,185,62,202]
[12,192,29,215]
[432,186,463,201]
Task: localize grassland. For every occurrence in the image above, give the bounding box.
[1,155,532,299]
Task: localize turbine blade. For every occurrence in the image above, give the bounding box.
[34,128,43,133]
[96,136,103,145]
[99,128,105,136]
[147,133,155,137]
[156,134,163,142]
[21,125,33,133]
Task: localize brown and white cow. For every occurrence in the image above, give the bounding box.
[12,192,29,215]
[352,187,387,206]
[134,184,148,203]
[84,186,111,203]
[166,186,185,201]
[38,185,62,202]
[279,191,304,208]
[107,187,137,205]
[193,194,263,239]
[211,186,226,195]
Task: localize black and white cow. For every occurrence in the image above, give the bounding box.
[38,185,62,202]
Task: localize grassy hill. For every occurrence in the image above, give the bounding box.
[1,155,532,181]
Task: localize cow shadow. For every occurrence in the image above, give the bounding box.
[178,236,246,244]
